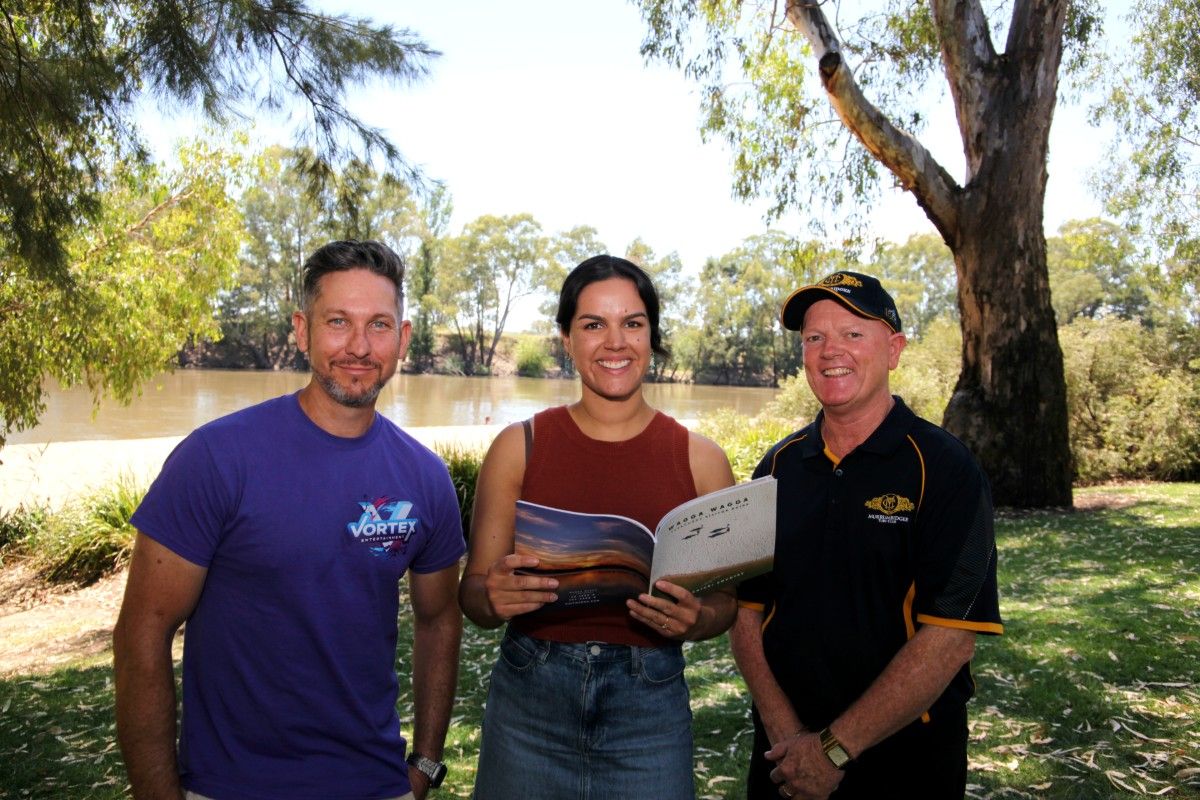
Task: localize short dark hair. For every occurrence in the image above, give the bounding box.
[556,255,669,358]
[301,240,405,314]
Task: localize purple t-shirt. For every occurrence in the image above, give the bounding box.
[131,394,464,800]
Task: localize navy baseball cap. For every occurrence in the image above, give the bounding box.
[780,271,903,333]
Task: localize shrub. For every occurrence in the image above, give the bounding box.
[1060,317,1200,482]
[436,444,485,539]
[0,503,47,562]
[698,408,797,482]
[888,316,961,422]
[515,337,552,378]
[26,474,146,585]
[761,374,821,430]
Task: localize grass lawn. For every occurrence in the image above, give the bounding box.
[1,483,1196,798]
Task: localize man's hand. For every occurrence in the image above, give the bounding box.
[408,766,431,800]
[766,732,843,800]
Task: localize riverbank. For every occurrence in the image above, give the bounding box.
[0,425,505,513]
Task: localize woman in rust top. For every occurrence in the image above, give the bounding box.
[459,255,736,799]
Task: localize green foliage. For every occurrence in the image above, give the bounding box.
[697,408,796,482]
[638,1,1103,235]
[869,233,958,339]
[1047,218,1151,325]
[887,316,962,423]
[217,146,418,369]
[432,214,551,375]
[0,138,247,445]
[407,187,454,372]
[26,474,146,585]
[514,337,552,378]
[1060,317,1200,483]
[434,444,484,541]
[681,233,841,385]
[0,503,46,560]
[1093,0,1200,303]
[0,1,437,282]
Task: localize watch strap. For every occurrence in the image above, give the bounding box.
[818,726,852,769]
[406,752,448,788]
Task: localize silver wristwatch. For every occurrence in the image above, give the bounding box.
[406,752,448,788]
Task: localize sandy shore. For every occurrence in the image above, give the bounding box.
[0,424,504,513]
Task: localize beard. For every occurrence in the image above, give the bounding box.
[312,362,388,408]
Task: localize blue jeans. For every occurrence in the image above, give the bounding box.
[473,628,696,800]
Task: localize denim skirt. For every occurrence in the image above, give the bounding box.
[473,627,696,800]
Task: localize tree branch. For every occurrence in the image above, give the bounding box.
[785,0,961,240]
[930,0,995,177]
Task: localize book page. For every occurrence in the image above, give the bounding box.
[648,476,777,596]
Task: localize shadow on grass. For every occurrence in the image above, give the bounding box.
[968,495,1200,797]
[0,663,127,799]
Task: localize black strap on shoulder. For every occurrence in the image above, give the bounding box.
[521,418,533,463]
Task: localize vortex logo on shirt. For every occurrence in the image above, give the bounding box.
[348,498,418,556]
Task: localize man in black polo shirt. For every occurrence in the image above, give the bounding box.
[733,271,1003,799]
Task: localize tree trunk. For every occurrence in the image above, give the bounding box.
[945,183,1073,507]
[786,0,1074,507]
[938,1,1074,507]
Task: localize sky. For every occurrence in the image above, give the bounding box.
[141,1,1113,325]
[340,1,1108,263]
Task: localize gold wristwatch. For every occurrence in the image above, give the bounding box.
[818,726,852,769]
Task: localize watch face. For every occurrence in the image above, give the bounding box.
[408,753,448,788]
[819,728,851,769]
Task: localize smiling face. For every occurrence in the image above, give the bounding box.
[562,277,651,403]
[293,268,411,413]
[801,298,907,423]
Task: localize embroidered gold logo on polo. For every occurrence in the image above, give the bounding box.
[865,494,914,515]
[819,273,863,289]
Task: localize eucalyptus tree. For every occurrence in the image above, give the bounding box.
[623,238,689,380]
[1093,0,1200,306]
[639,0,1105,506]
[407,186,453,372]
[0,0,437,281]
[541,225,610,318]
[540,226,610,373]
[225,147,417,369]
[689,252,782,385]
[435,214,551,375]
[0,141,246,445]
[682,231,837,386]
[1,1,435,440]
[869,233,959,339]
[1046,218,1149,325]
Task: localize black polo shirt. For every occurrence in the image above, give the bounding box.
[738,396,1003,731]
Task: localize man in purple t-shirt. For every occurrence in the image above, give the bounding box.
[113,241,464,800]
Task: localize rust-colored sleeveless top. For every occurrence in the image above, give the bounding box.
[510,405,697,646]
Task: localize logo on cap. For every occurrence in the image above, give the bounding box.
[819,273,863,289]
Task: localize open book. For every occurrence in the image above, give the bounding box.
[514,476,776,610]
